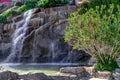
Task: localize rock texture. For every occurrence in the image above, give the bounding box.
[116,55,120,67]
[0,67,112,80]
[113,68,120,80]
[0,6,90,63]
[0,23,12,61]
[19,73,53,80]
[0,2,14,13]
[58,67,111,80]
[0,71,19,80]
[0,71,52,80]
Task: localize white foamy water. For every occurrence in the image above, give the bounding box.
[4,10,33,62]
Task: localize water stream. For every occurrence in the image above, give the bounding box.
[4,10,33,62]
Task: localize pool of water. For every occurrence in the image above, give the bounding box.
[0,63,80,75]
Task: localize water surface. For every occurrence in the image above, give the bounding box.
[0,63,80,75]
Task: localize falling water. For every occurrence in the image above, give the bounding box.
[4,10,33,62]
[51,42,55,57]
[50,42,56,62]
[2,6,89,63]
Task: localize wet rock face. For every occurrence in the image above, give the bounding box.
[0,23,12,60]
[0,6,90,63]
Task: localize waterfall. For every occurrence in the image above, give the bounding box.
[4,10,33,62]
[48,41,57,62]
[50,41,56,62]
[1,6,90,63]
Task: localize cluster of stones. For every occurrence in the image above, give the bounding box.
[1,67,120,80]
[59,67,111,80]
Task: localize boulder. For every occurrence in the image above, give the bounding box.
[95,71,111,79]
[113,68,120,80]
[116,55,120,67]
[29,18,44,27]
[59,67,111,80]
[0,71,19,80]
[7,15,13,22]
[20,73,53,80]
[87,57,96,66]
[60,67,85,74]
[84,67,97,76]
[12,14,23,23]
[31,12,45,19]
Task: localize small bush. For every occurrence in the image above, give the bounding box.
[0,9,13,17]
[0,16,6,23]
[78,0,120,15]
[17,5,28,13]
[25,0,37,8]
[64,5,120,71]
[37,0,69,8]
[0,8,15,23]
[17,0,37,13]
[94,54,119,71]
[14,2,23,6]
[37,0,49,8]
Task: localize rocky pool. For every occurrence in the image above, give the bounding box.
[0,63,80,75]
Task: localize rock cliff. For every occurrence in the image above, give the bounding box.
[0,6,90,63]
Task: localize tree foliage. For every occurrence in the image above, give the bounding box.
[37,0,68,8]
[64,4,120,71]
[14,1,23,6]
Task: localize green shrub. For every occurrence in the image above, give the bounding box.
[64,5,120,71]
[0,16,6,23]
[0,8,13,17]
[78,0,120,15]
[17,0,37,13]
[17,5,28,13]
[25,0,37,8]
[0,8,15,23]
[37,0,49,8]
[14,2,23,6]
[37,0,68,8]
[94,54,119,71]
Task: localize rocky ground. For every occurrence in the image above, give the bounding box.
[0,66,119,80]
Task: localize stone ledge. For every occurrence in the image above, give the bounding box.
[113,68,120,80]
[89,78,108,80]
[60,67,85,74]
[60,67,97,75]
[0,71,18,80]
[95,71,111,79]
[60,67,111,79]
[53,72,77,78]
